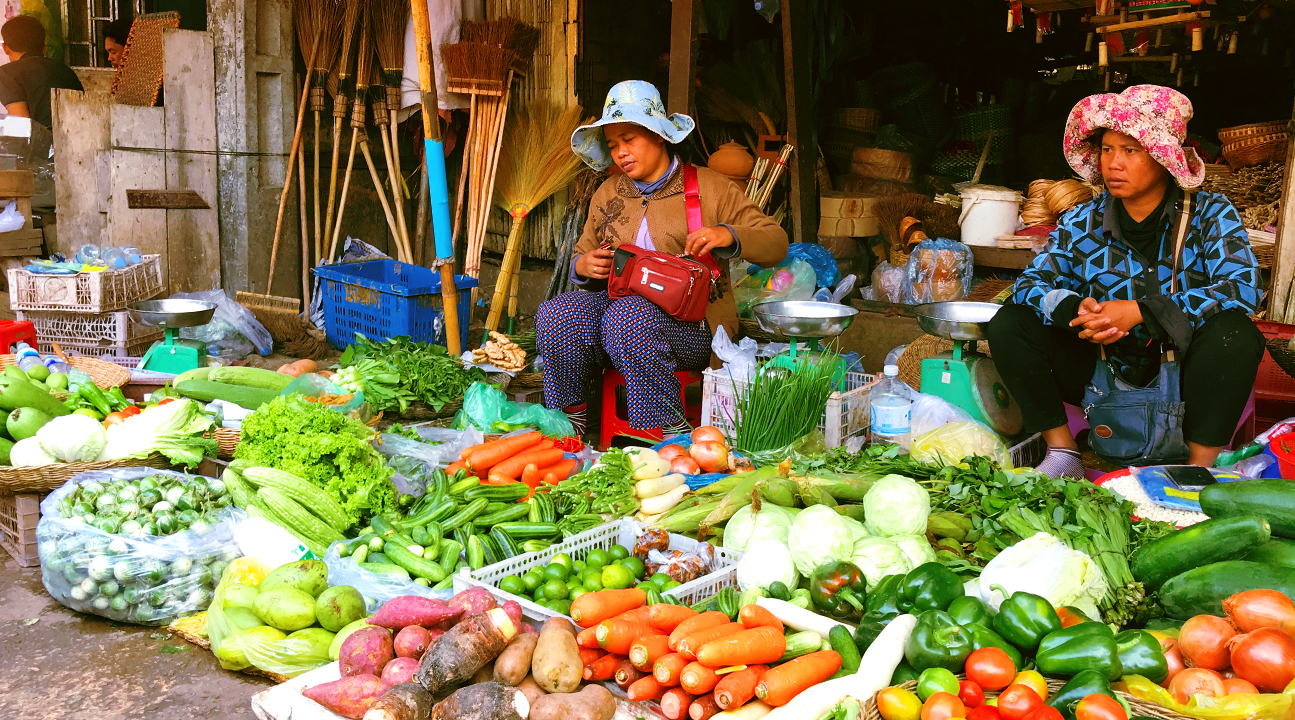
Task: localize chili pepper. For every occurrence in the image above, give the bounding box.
[866,574,905,617]
[1045,669,1128,720]
[1035,622,1123,681]
[991,584,1062,652]
[947,596,992,628]
[899,562,965,613]
[1115,629,1168,684]
[963,622,1024,670]
[77,383,112,416]
[904,609,973,672]
[809,561,868,620]
[108,386,130,411]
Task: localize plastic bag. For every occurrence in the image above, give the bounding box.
[910,392,978,439]
[375,427,485,496]
[323,543,453,612]
[206,558,331,678]
[871,124,919,154]
[37,468,245,626]
[872,261,906,303]
[741,430,828,469]
[454,381,574,436]
[644,541,718,583]
[0,200,24,232]
[713,325,758,384]
[171,289,273,357]
[733,258,817,316]
[785,242,841,288]
[910,420,1012,468]
[904,239,974,303]
[281,373,370,422]
[1120,675,1295,720]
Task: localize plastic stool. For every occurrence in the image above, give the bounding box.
[0,320,37,354]
[600,368,704,450]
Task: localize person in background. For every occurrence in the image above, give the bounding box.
[0,15,83,131]
[104,17,131,69]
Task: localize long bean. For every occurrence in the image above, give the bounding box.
[548,449,638,517]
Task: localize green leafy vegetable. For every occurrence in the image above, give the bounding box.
[340,334,485,411]
[547,448,637,517]
[731,353,840,453]
[97,399,217,468]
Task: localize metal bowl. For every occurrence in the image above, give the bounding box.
[128,299,217,328]
[913,301,1002,341]
[752,300,859,338]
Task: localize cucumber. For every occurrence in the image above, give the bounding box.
[465,483,530,502]
[1199,479,1295,538]
[351,545,369,564]
[491,527,520,559]
[1130,514,1271,590]
[448,477,480,498]
[829,625,861,674]
[442,498,489,532]
[371,516,418,549]
[360,562,410,579]
[1241,538,1295,568]
[368,553,390,564]
[476,503,531,527]
[467,535,485,570]
[384,541,447,582]
[492,522,561,540]
[438,539,464,570]
[1159,561,1295,619]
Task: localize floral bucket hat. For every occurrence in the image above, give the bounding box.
[570,80,696,171]
[1063,84,1205,189]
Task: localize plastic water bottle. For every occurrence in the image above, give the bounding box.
[870,364,913,448]
[44,355,71,374]
[101,247,128,269]
[14,343,42,373]
[74,243,101,265]
[122,245,143,265]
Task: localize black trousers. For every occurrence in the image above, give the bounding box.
[985,305,1264,447]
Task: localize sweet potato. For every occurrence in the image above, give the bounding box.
[448,586,498,616]
[516,675,548,707]
[362,683,433,720]
[380,657,419,685]
[472,661,495,684]
[493,633,538,686]
[527,683,615,720]
[415,608,518,695]
[428,681,529,720]
[531,616,582,694]
[371,596,463,630]
[394,625,433,660]
[501,600,524,628]
[303,675,392,719]
[341,627,395,677]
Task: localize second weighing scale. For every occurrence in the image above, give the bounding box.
[128,299,218,374]
[913,301,1022,436]
[753,300,859,381]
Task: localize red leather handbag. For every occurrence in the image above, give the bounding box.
[606,164,720,323]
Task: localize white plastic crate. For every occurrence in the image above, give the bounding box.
[700,367,879,449]
[1010,432,1046,468]
[453,518,741,624]
[7,254,163,313]
[17,309,163,357]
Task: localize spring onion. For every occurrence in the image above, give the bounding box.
[731,352,840,453]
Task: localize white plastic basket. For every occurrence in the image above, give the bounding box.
[1010,432,1046,468]
[453,518,741,624]
[700,367,879,449]
[7,255,163,313]
[17,309,163,358]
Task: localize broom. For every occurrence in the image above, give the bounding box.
[294,0,343,267]
[483,101,590,339]
[371,0,411,256]
[368,64,410,258]
[323,0,365,248]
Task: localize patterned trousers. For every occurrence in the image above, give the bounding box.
[535,291,712,429]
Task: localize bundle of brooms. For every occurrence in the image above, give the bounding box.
[875,193,961,265]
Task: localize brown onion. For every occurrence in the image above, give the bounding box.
[691,426,726,445]
[1179,615,1237,671]
[670,456,701,475]
[1168,668,1225,704]
[689,441,729,473]
[1224,590,1295,636]
[1221,678,1258,695]
[658,444,687,462]
[1229,628,1295,692]
[1161,637,1186,688]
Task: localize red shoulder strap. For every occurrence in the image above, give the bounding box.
[681,163,720,279]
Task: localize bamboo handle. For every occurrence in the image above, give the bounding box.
[312,110,322,268]
[506,249,521,334]
[484,216,526,337]
[268,28,322,295]
[329,130,361,261]
[379,123,411,258]
[323,115,346,253]
[298,95,311,308]
[360,139,409,262]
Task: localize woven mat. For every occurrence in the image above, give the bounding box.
[111,12,180,106]
[897,334,991,390]
[170,613,291,684]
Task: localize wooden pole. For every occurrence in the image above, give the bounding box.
[267,29,322,294]
[781,0,816,245]
[666,0,699,116]
[484,215,526,336]
[1266,96,1295,321]
[328,131,361,260]
[298,77,311,308]
[360,138,410,261]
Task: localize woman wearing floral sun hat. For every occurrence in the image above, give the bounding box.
[986,85,1264,476]
[535,80,788,437]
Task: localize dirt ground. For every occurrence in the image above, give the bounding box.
[0,555,272,719]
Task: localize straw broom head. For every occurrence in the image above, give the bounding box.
[460,17,538,72]
[370,0,408,78]
[334,0,365,83]
[296,0,345,74]
[494,102,592,217]
[441,41,516,85]
[354,10,373,94]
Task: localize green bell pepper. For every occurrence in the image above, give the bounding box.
[992,584,1062,652]
[1035,622,1123,681]
[963,622,1024,670]
[1047,669,1130,720]
[947,596,992,628]
[1116,629,1169,684]
[854,611,893,651]
[867,574,906,616]
[904,610,973,672]
[810,561,868,620]
[890,660,921,685]
[900,562,965,613]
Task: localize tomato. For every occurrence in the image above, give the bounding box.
[968,705,1002,720]
[1075,694,1127,720]
[1023,707,1064,720]
[157,397,176,405]
[1013,671,1049,702]
[917,668,961,701]
[121,405,142,416]
[877,687,924,720]
[967,647,1018,692]
[959,681,985,709]
[103,411,128,427]
[996,685,1044,720]
[921,692,966,720]
[1056,607,1087,628]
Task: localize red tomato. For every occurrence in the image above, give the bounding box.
[121,405,142,416]
[967,648,1018,692]
[1075,694,1127,720]
[103,411,128,427]
[1023,707,1064,720]
[959,681,985,709]
[996,685,1044,720]
[157,397,176,405]
[968,705,1002,720]
[1056,607,1087,628]
[921,692,967,720]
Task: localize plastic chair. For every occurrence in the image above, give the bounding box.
[600,368,704,450]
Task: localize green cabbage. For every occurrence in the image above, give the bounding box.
[850,535,913,590]
[736,539,799,591]
[862,474,930,537]
[893,534,939,568]
[788,505,863,577]
[38,414,107,462]
[964,532,1108,619]
[725,503,797,553]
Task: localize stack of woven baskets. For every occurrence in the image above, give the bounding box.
[822,107,881,176]
[1219,121,1288,168]
[932,105,1015,181]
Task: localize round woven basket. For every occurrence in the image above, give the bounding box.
[213,427,240,460]
[0,354,130,388]
[0,453,172,493]
[889,248,912,268]
[1224,137,1289,168]
[509,372,544,390]
[864,680,1190,720]
[1219,120,1287,145]
[897,334,992,390]
[831,108,881,134]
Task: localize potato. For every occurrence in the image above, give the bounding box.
[516,675,547,707]
[394,625,432,660]
[531,617,581,694]
[493,634,538,686]
[527,684,615,720]
[472,660,495,685]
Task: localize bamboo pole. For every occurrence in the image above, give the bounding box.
[360,137,409,262]
[328,131,361,261]
[484,215,527,336]
[298,135,311,307]
[267,29,322,294]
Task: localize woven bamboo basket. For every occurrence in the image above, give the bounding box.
[738,317,782,343]
[889,248,912,267]
[1219,120,1287,145]
[0,354,130,388]
[897,334,991,390]
[852,148,914,182]
[509,372,544,390]
[864,680,1190,720]
[831,108,881,134]
[0,453,172,493]
[213,427,240,460]
[1225,138,1289,168]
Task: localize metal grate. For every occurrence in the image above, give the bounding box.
[64,0,147,68]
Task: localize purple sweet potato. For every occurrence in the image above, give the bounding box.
[428,682,528,720]
[340,626,395,677]
[501,600,523,628]
[362,683,432,720]
[447,586,497,617]
[380,657,419,686]
[302,674,392,719]
[415,608,518,695]
[516,622,538,636]
[394,625,433,660]
[371,596,463,630]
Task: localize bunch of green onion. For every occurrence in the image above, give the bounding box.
[730,352,839,453]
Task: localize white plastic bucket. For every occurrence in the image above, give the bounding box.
[958,185,1023,246]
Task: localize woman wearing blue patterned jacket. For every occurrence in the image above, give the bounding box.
[987,85,1264,476]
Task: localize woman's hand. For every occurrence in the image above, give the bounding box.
[575,245,614,280]
[1069,298,1142,345]
[685,226,735,257]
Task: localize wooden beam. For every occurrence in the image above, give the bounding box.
[667,0,699,116]
[1268,95,1295,322]
[1096,10,1208,33]
[126,189,210,209]
[782,0,817,246]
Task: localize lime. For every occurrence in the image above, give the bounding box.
[499,576,526,595]
[551,599,572,616]
[583,574,604,592]
[542,579,569,601]
[522,571,543,593]
[572,560,587,573]
[649,572,674,588]
[569,586,589,602]
[542,563,570,583]
[585,548,611,569]
[609,545,630,561]
[662,580,681,590]
[618,556,646,580]
[580,566,602,583]
[601,563,635,590]
[551,552,574,571]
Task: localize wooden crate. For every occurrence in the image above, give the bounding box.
[0,491,43,567]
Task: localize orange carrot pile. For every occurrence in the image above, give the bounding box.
[451,432,579,494]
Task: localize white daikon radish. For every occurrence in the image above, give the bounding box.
[635,473,685,498]
[638,483,689,515]
[631,456,671,481]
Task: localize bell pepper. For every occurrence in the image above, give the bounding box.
[1046,669,1127,720]
[1115,629,1169,684]
[77,383,112,417]
[810,561,868,619]
[963,622,1024,670]
[854,611,891,651]
[948,596,992,628]
[1057,606,1091,628]
[900,562,965,612]
[992,584,1063,652]
[866,574,906,617]
[891,660,921,685]
[1035,622,1123,681]
[904,609,973,672]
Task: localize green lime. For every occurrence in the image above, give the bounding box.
[661,580,681,590]
[608,545,630,561]
[522,571,543,592]
[543,563,570,583]
[572,560,587,573]
[585,548,611,569]
[551,552,574,571]
[551,599,572,616]
[649,572,673,588]
[542,579,569,601]
[580,566,602,583]
[601,563,635,590]
[569,586,589,602]
[617,556,646,580]
[499,576,526,595]
[583,574,604,592]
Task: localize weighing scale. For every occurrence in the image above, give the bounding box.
[752,300,858,381]
[913,301,1022,436]
[127,299,218,374]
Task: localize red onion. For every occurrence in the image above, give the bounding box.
[1160,637,1186,688]
[670,456,701,475]
[658,444,687,462]
[689,441,729,473]
[1224,590,1295,636]
[690,426,726,445]
[1229,628,1295,692]
[1168,668,1225,705]
[1221,678,1258,695]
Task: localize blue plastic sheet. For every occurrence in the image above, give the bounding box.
[783,242,840,287]
[651,437,744,490]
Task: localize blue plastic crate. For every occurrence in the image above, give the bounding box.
[313,260,476,350]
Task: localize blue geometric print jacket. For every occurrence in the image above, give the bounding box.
[1012,190,1262,380]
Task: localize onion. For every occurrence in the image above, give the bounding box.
[1224,590,1295,635]
[1221,678,1258,695]
[689,441,729,474]
[670,456,701,475]
[1161,637,1186,688]
[691,426,726,445]
[1179,615,1237,671]
[1167,668,1225,704]
[1228,628,1295,692]
[658,445,687,462]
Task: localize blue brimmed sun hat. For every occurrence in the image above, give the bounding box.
[570,80,696,171]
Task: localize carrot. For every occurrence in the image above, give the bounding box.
[481,475,522,486]
[654,652,690,687]
[579,647,607,666]
[680,662,720,694]
[445,460,469,476]
[541,458,578,485]
[696,626,787,668]
[577,626,600,649]
[630,634,673,671]
[465,433,544,472]
[690,695,722,720]
[754,650,842,707]
[583,653,620,682]
[615,658,647,688]
[570,588,648,627]
[738,604,783,632]
[650,603,699,633]
[627,675,665,702]
[489,447,565,481]
[714,664,768,710]
[611,605,656,624]
[595,620,663,655]
[520,463,548,489]
[669,611,730,651]
[458,443,487,461]
[661,688,696,720]
[677,622,744,660]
